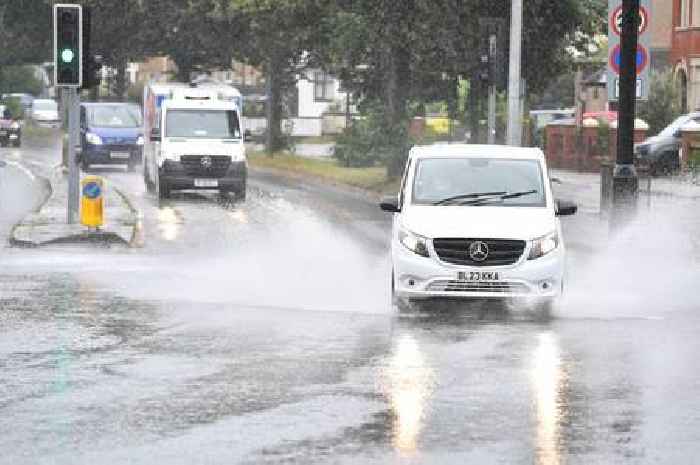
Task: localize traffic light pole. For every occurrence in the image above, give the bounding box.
[66,87,80,224]
[487,34,497,145]
[612,0,640,221]
[507,0,523,146]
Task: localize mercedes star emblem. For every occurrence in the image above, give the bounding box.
[468,241,489,262]
[201,156,213,168]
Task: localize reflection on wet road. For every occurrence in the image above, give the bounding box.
[2,142,700,463]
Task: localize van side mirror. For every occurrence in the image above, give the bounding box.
[550,177,562,185]
[380,195,401,213]
[150,127,161,142]
[244,129,252,142]
[555,199,577,216]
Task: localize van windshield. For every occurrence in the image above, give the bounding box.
[166,109,241,139]
[412,157,546,207]
[88,105,142,128]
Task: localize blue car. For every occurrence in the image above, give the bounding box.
[80,103,144,171]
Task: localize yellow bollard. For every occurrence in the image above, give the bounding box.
[80,176,104,228]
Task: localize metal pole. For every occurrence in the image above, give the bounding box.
[488,34,497,145]
[507,0,523,146]
[67,87,80,224]
[612,0,640,218]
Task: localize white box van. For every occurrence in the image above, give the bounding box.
[143,82,247,200]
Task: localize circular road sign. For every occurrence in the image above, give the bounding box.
[609,44,648,76]
[611,5,649,36]
[82,182,102,199]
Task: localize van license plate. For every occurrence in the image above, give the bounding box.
[110,151,130,159]
[458,271,500,282]
[194,179,218,188]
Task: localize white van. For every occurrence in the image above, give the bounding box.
[143,82,247,200]
[380,144,578,311]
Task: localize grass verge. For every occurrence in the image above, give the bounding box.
[248,152,399,194]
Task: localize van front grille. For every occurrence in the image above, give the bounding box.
[432,238,526,267]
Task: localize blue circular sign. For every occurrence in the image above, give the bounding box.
[82,182,102,199]
[610,44,648,76]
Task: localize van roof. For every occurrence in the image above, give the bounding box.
[409,144,545,161]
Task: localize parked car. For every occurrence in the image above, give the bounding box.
[31,99,61,128]
[79,102,143,171]
[380,144,577,312]
[0,105,22,147]
[635,112,700,175]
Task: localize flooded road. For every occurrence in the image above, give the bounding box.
[2,138,700,464]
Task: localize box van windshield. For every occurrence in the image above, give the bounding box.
[412,157,546,207]
[89,105,141,128]
[166,110,241,139]
[33,100,57,111]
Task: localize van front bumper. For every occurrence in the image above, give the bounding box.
[393,241,564,300]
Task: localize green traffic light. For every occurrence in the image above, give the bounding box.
[61,48,75,63]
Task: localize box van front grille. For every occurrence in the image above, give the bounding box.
[432,238,526,267]
[180,155,231,177]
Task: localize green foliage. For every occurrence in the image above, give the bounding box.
[596,120,610,157]
[0,1,52,66]
[334,104,412,175]
[638,69,682,137]
[2,97,24,119]
[0,66,43,96]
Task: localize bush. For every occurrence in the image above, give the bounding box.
[638,69,681,136]
[0,66,43,97]
[333,105,413,175]
[2,97,24,119]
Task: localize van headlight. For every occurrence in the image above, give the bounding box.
[398,227,430,257]
[528,231,559,260]
[86,132,103,145]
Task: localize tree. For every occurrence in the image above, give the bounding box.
[0,66,44,96]
[217,0,333,153]
[0,0,52,66]
[638,69,682,136]
[143,0,239,82]
[321,0,606,176]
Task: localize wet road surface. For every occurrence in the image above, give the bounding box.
[2,137,700,464]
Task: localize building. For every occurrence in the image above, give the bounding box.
[671,0,700,112]
[296,69,348,118]
[650,0,674,70]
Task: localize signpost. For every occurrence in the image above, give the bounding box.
[609,0,645,227]
[607,0,651,102]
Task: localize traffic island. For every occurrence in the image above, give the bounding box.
[10,168,139,248]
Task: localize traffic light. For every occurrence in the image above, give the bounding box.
[81,7,102,90]
[54,4,83,87]
[476,53,492,84]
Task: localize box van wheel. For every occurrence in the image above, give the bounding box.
[158,179,170,199]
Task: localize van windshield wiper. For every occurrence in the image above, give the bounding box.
[433,192,506,206]
[460,190,538,205]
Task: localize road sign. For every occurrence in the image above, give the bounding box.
[611,5,649,36]
[608,44,649,75]
[608,0,651,101]
[81,176,104,227]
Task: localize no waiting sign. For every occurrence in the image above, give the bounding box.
[607,0,651,101]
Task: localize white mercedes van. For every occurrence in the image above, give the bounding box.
[380,144,577,310]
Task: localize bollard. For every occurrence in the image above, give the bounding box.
[80,176,104,229]
[599,157,614,216]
